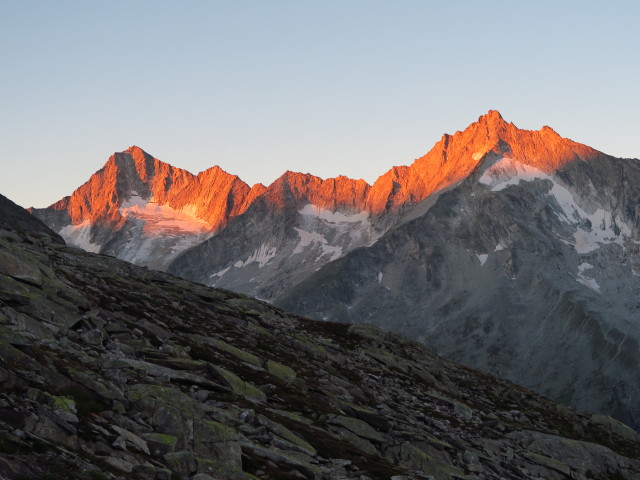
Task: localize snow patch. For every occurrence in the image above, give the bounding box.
[59,221,101,253]
[479,157,548,191]
[233,244,278,268]
[576,262,600,292]
[120,195,209,234]
[120,191,147,208]
[299,204,369,224]
[378,272,383,283]
[472,151,485,161]
[479,157,633,254]
[210,266,230,279]
[572,208,632,254]
[545,179,631,253]
[180,203,200,218]
[292,228,342,260]
[117,229,211,269]
[293,229,321,254]
[476,253,488,266]
[494,244,504,251]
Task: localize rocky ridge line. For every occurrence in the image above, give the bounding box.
[31,111,599,273]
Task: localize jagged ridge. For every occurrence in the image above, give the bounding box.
[31,110,600,275]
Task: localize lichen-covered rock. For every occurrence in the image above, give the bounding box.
[266,359,296,383]
[208,365,266,402]
[327,415,384,443]
[142,432,178,456]
[1,194,639,480]
[0,249,43,287]
[193,419,241,470]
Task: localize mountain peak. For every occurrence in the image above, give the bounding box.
[124,145,146,154]
[121,145,151,160]
[477,109,505,125]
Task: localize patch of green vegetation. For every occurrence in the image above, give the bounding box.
[58,386,107,418]
[211,365,266,402]
[266,359,296,383]
[48,394,76,414]
[144,432,178,446]
[209,338,262,366]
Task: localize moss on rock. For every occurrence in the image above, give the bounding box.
[266,359,296,383]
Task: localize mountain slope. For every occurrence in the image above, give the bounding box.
[38,111,603,301]
[3,192,640,479]
[277,126,640,431]
[167,171,377,299]
[168,110,608,299]
[364,110,599,215]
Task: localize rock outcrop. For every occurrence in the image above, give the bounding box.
[3,193,640,479]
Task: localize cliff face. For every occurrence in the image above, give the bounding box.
[365,110,599,214]
[3,193,640,479]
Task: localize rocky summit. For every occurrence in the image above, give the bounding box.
[2,197,640,480]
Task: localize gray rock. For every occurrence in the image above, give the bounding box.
[0,249,43,287]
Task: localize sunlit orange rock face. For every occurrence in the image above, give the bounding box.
[365,110,600,214]
[259,171,370,212]
[165,165,258,229]
[48,147,194,230]
[38,110,600,248]
[46,147,258,234]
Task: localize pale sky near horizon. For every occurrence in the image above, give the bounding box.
[1,1,639,208]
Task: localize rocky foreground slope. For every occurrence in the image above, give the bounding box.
[2,196,640,480]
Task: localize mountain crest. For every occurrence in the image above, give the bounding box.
[477,109,507,126]
[31,112,608,272]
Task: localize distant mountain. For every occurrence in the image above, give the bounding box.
[30,146,264,269]
[30,111,640,432]
[38,111,597,299]
[38,115,533,297]
[166,171,378,299]
[277,112,640,431]
[167,110,603,298]
[4,192,640,479]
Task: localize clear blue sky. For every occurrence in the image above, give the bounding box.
[1,1,638,208]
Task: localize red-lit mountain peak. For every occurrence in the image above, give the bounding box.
[365,110,602,214]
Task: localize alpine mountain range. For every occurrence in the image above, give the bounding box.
[31,110,640,432]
